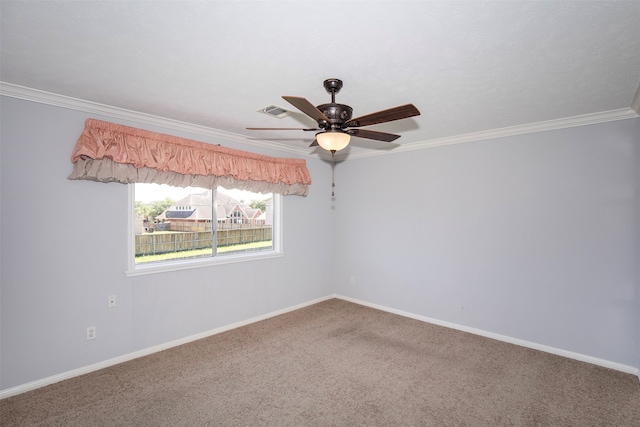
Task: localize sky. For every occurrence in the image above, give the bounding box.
[135,183,271,204]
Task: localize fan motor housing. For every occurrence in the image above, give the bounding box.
[317,103,353,128]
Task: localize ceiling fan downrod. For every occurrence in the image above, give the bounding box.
[317,79,353,130]
[323,78,343,104]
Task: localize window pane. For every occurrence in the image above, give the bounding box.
[133,183,275,266]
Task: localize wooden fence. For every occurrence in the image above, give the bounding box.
[135,226,272,256]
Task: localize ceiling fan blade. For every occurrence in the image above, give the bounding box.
[346,104,420,127]
[309,140,319,147]
[282,96,331,123]
[348,129,401,142]
[246,127,318,131]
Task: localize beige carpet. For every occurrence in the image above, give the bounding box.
[2,299,639,426]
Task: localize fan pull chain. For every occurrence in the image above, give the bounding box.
[331,150,336,197]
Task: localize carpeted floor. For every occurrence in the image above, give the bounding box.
[2,298,639,426]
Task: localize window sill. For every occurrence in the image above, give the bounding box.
[126,250,284,277]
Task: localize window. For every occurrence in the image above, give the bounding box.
[127,183,282,275]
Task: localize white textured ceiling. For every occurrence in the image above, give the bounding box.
[1,1,639,158]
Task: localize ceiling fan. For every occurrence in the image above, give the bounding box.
[247,78,420,152]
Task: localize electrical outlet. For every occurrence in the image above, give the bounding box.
[350,276,356,284]
[87,326,96,340]
[107,295,116,308]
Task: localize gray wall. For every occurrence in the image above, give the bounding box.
[0,96,335,390]
[333,118,640,368]
[1,94,639,392]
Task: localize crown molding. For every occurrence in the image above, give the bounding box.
[344,107,639,160]
[0,82,310,158]
[3,81,638,162]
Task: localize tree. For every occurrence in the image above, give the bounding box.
[135,201,152,218]
[150,198,175,219]
[135,198,175,220]
[250,199,266,213]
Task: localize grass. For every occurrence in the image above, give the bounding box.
[135,240,273,264]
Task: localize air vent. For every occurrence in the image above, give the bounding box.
[258,105,289,118]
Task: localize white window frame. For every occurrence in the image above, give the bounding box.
[126,184,283,276]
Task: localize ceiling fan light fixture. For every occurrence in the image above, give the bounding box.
[316,131,350,151]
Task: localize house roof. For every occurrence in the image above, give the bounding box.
[157,190,264,221]
[164,211,195,219]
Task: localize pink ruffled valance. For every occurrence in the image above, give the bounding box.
[68,119,311,196]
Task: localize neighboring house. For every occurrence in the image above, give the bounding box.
[219,192,265,225]
[155,190,269,232]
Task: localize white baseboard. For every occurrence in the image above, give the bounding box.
[2,293,637,399]
[0,295,334,399]
[335,294,639,378]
